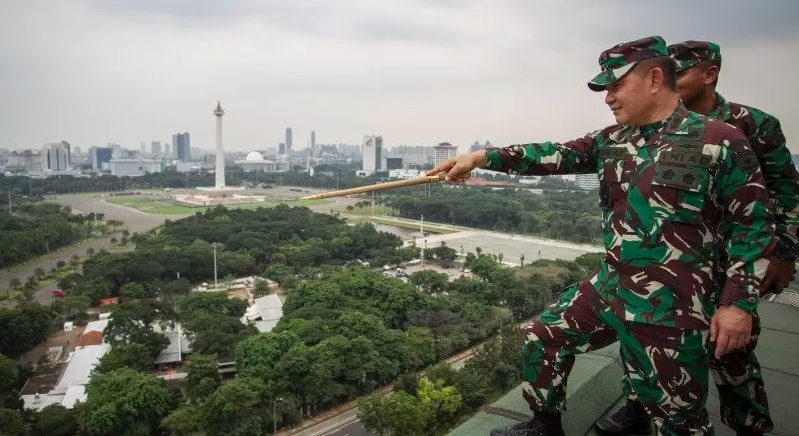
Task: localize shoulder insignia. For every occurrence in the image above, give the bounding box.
[731,139,759,175]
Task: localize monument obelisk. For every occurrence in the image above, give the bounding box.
[213,100,226,188]
[177,100,249,204]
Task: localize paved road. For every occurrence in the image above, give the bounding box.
[284,346,495,436]
[0,194,184,304]
[413,229,603,265]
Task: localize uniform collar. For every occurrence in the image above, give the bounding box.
[706,92,732,122]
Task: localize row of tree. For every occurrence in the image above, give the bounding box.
[0,158,575,199]
[380,186,603,244]
[0,203,103,269]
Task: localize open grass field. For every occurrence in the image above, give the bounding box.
[107,196,333,215]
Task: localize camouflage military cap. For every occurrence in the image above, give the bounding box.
[587,36,669,92]
[668,40,722,72]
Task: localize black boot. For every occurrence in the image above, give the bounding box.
[594,400,652,436]
[490,413,565,436]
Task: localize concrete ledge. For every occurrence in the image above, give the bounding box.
[447,343,624,436]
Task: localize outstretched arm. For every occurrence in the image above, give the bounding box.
[427,132,601,181]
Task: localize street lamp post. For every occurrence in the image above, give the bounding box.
[212,243,218,290]
[273,397,284,434]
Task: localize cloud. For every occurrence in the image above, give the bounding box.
[0,0,796,153]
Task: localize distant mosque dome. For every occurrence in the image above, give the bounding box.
[245,151,264,161]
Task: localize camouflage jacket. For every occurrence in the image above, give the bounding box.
[483,104,776,329]
[708,92,799,262]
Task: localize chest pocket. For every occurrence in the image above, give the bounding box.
[598,146,634,209]
[650,148,713,224]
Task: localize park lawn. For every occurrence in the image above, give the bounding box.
[125,198,334,215]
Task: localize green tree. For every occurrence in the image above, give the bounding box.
[103,313,169,359]
[118,282,150,299]
[199,376,268,436]
[416,377,462,424]
[253,280,271,297]
[32,404,79,436]
[0,408,25,436]
[406,327,437,369]
[77,368,174,436]
[8,278,20,289]
[93,343,155,375]
[408,270,448,295]
[161,404,204,436]
[383,391,433,436]
[357,393,389,436]
[186,354,221,402]
[0,303,54,357]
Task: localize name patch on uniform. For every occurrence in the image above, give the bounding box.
[654,166,703,190]
[597,147,628,160]
[658,150,712,167]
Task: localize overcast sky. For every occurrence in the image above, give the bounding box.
[1,0,797,153]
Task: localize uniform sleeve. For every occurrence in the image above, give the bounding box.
[715,133,777,313]
[753,115,799,262]
[481,132,600,175]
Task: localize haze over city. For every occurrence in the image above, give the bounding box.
[1,0,797,152]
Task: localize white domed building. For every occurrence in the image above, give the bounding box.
[235,151,288,172]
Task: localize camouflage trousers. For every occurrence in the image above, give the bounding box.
[621,310,772,434]
[523,279,714,436]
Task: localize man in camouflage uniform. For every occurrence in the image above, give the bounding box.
[427,35,777,436]
[595,40,799,436]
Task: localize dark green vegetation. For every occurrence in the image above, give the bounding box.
[0,162,526,195]
[0,203,101,269]
[382,186,602,244]
[0,203,602,436]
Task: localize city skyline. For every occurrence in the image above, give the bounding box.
[1,1,797,152]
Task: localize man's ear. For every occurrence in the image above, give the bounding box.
[650,66,665,94]
[704,65,720,85]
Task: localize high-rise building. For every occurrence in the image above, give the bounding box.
[42,141,71,171]
[9,150,43,171]
[433,142,458,167]
[175,133,191,161]
[362,135,383,173]
[285,128,293,152]
[164,143,171,158]
[91,147,113,170]
[278,142,286,155]
[311,131,316,156]
[151,141,162,157]
[385,157,403,170]
[110,143,122,158]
